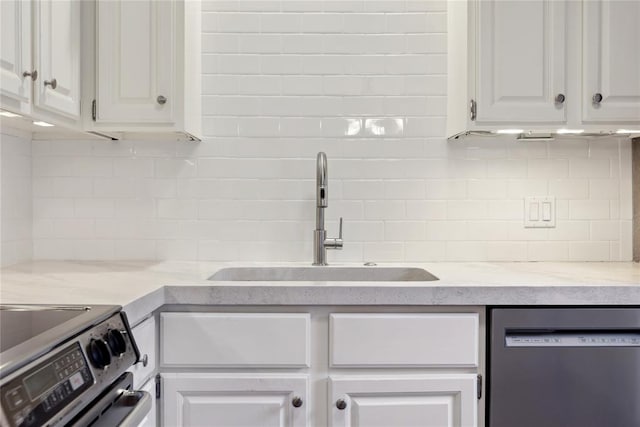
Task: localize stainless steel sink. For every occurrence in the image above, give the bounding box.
[209,267,438,282]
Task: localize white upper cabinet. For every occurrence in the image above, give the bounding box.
[582,0,640,123]
[96,0,174,124]
[0,0,33,114]
[1,0,81,125]
[33,0,81,118]
[88,0,201,139]
[475,0,567,124]
[448,0,640,138]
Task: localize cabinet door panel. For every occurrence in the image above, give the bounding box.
[583,0,640,122]
[162,374,308,427]
[0,0,32,109]
[330,313,478,368]
[476,0,566,123]
[34,0,80,117]
[96,0,175,124]
[129,316,156,389]
[330,375,477,427]
[161,313,310,368]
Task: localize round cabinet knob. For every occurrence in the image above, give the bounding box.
[106,329,127,357]
[23,70,38,81]
[88,339,111,369]
[157,95,167,105]
[292,397,303,408]
[592,93,603,104]
[555,93,565,104]
[336,399,347,410]
[141,354,149,367]
[44,78,57,89]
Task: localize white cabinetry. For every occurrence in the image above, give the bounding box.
[86,0,201,139]
[330,375,477,427]
[474,0,567,124]
[1,0,81,125]
[162,374,309,427]
[129,316,157,389]
[582,0,640,123]
[33,0,81,119]
[0,0,32,114]
[329,313,479,427]
[448,0,640,138]
[159,310,482,427]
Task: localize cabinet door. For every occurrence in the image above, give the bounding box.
[583,0,640,123]
[136,377,157,427]
[330,375,477,427]
[33,0,81,118]
[475,0,567,123]
[0,0,32,111]
[162,374,308,427]
[96,0,175,124]
[129,316,156,389]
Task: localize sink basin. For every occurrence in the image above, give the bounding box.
[209,267,438,282]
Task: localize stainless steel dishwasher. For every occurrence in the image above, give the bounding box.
[488,307,640,427]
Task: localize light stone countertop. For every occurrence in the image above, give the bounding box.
[1,261,639,325]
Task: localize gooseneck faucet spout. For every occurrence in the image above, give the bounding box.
[313,152,343,265]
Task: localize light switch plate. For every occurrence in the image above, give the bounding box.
[524,197,556,228]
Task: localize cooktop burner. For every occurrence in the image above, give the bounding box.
[0,306,90,353]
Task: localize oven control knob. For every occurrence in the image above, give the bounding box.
[88,339,111,369]
[106,329,127,357]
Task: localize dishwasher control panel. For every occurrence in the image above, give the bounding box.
[506,332,640,347]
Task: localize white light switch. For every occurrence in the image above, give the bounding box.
[542,202,552,221]
[524,197,555,228]
[529,203,539,221]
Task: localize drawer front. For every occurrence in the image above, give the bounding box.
[161,313,310,367]
[330,313,478,367]
[129,315,156,389]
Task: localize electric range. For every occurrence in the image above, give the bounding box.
[0,305,149,427]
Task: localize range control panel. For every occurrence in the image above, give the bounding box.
[1,343,92,427]
[0,312,138,427]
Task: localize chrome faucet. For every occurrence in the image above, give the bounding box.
[313,152,343,265]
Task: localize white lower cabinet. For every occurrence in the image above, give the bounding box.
[161,374,309,427]
[158,310,482,427]
[329,375,477,427]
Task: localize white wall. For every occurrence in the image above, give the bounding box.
[29,0,633,262]
[1,129,32,267]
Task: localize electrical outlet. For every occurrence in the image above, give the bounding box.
[524,197,555,228]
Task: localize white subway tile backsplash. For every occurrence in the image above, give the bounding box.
[548,179,589,199]
[404,241,447,261]
[405,200,447,220]
[446,241,488,261]
[486,242,528,261]
[528,159,568,178]
[569,200,610,220]
[589,220,620,241]
[527,241,569,261]
[363,242,404,262]
[569,158,610,178]
[467,180,508,199]
[446,201,487,220]
[385,221,426,241]
[6,1,628,264]
[568,241,610,261]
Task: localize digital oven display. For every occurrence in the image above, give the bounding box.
[23,364,58,400]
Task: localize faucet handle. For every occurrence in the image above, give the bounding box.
[339,217,343,240]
